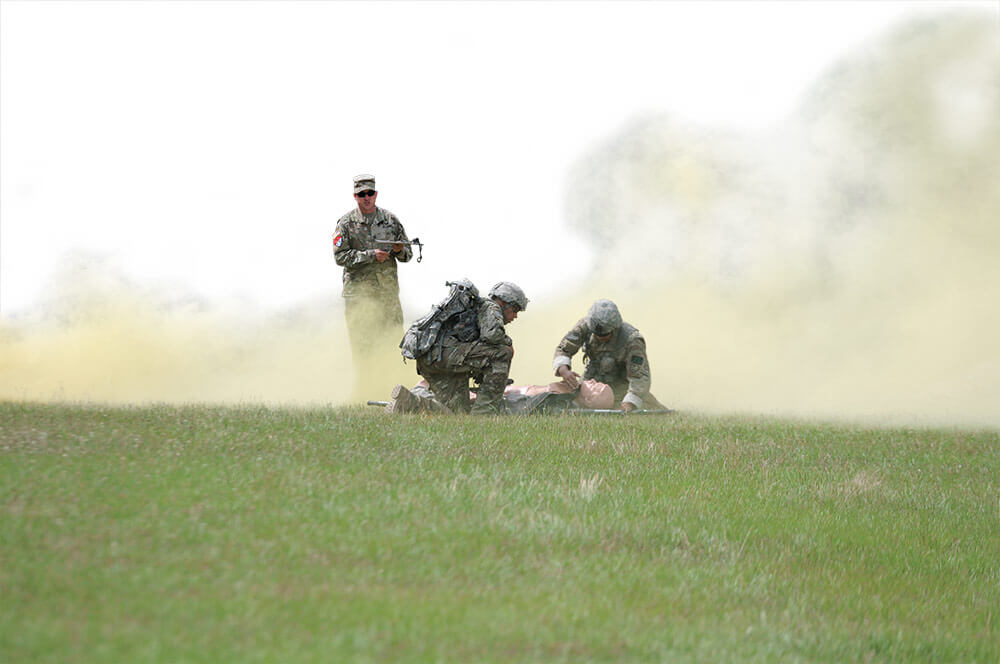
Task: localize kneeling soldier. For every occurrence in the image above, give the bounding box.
[553,299,666,412]
[388,281,528,415]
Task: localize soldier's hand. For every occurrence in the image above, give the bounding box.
[557,366,580,390]
[391,243,404,253]
[620,401,636,413]
[374,249,390,263]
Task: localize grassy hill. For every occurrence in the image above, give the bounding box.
[2,402,997,662]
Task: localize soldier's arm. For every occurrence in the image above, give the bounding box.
[477,301,508,345]
[553,319,587,375]
[622,336,652,409]
[388,213,413,263]
[333,221,376,268]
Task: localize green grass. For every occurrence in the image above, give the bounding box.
[1,402,997,662]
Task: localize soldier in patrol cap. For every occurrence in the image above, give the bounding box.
[333,174,413,361]
[553,299,666,412]
[387,281,529,415]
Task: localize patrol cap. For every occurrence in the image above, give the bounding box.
[587,299,622,336]
[488,281,529,312]
[353,174,376,193]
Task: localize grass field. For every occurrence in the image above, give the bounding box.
[1,402,997,662]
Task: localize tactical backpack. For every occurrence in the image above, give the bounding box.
[400,280,481,362]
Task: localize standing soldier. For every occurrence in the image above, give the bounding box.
[333,174,413,360]
[387,281,529,415]
[553,299,667,412]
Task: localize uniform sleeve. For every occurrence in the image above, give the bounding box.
[622,335,652,409]
[388,213,413,263]
[553,319,588,374]
[333,219,375,268]
[477,301,508,346]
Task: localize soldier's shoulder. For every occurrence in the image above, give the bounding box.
[378,208,402,224]
[480,298,503,315]
[621,322,645,342]
[336,209,360,226]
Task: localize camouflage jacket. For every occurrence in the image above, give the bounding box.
[553,319,651,408]
[435,298,511,367]
[473,299,510,347]
[333,207,412,298]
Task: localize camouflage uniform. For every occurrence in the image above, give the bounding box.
[416,298,514,414]
[333,206,412,355]
[553,313,664,410]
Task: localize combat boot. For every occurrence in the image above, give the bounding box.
[385,384,419,414]
[469,381,507,415]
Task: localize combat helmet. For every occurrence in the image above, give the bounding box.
[446,278,479,298]
[488,282,529,312]
[587,299,622,336]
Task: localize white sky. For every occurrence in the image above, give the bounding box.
[0,0,983,317]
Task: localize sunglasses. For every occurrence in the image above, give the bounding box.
[355,190,377,198]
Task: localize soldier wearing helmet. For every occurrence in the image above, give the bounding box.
[387,280,528,415]
[333,174,413,362]
[553,299,666,412]
[487,281,529,325]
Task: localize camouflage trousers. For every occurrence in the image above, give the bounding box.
[344,292,403,358]
[416,340,513,414]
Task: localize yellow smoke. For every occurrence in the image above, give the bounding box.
[0,258,328,405]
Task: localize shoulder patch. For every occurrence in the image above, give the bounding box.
[630,355,644,365]
[334,234,343,248]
